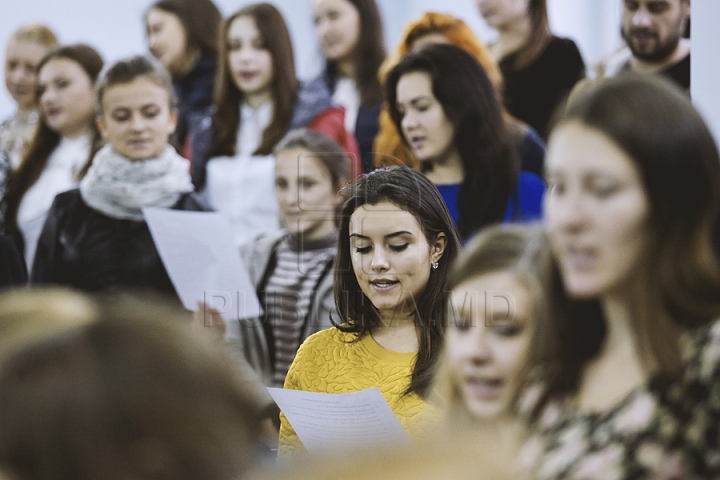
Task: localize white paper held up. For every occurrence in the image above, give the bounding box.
[268,387,411,453]
[143,207,262,320]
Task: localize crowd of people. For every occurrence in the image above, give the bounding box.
[0,0,711,479]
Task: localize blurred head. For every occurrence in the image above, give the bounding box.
[274,129,351,240]
[536,74,720,402]
[621,0,690,63]
[334,166,461,396]
[225,14,274,101]
[96,56,177,161]
[145,0,221,76]
[394,12,502,93]
[4,24,58,110]
[476,0,531,30]
[476,0,550,68]
[444,225,549,420]
[386,44,517,238]
[37,44,103,138]
[0,290,261,480]
[314,0,385,105]
[212,3,299,157]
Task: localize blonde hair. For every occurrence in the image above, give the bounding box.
[10,24,58,49]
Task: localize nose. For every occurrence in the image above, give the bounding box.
[632,6,653,28]
[401,110,419,134]
[316,19,331,40]
[370,247,390,272]
[129,113,146,131]
[457,325,493,366]
[545,186,587,235]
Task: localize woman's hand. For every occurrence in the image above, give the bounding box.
[193,301,227,338]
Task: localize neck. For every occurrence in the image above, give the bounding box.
[630,39,690,74]
[600,295,637,355]
[16,105,37,122]
[335,57,355,79]
[174,48,200,78]
[372,310,419,353]
[245,90,272,110]
[493,17,532,59]
[424,148,465,185]
[61,124,92,140]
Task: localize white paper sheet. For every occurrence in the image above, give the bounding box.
[268,387,411,453]
[143,207,262,320]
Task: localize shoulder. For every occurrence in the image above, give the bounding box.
[545,36,583,58]
[683,319,720,382]
[53,188,84,209]
[290,79,334,130]
[517,172,546,194]
[239,230,286,262]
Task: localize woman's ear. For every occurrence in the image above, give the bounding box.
[431,232,447,264]
[167,107,179,136]
[333,177,350,206]
[96,116,108,139]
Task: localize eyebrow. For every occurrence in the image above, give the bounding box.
[349,231,413,240]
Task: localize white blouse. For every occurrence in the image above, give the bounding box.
[19,134,91,269]
[204,101,281,246]
[332,77,360,133]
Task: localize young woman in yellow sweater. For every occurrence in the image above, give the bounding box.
[278,166,461,456]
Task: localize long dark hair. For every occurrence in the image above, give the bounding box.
[211,3,299,157]
[385,44,519,240]
[3,45,104,247]
[334,166,461,397]
[323,0,385,106]
[530,74,720,414]
[146,0,222,59]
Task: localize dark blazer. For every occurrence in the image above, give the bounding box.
[0,232,27,287]
[31,189,209,295]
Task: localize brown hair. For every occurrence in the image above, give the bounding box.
[0,289,261,480]
[505,0,551,70]
[146,0,222,59]
[3,44,104,249]
[333,166,461,397]
[96,55,176,114]
[211,3,299,157]
[531,74,720,413]
[323,0,386,106]
[10,23,58,49]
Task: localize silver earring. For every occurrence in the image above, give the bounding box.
[432,262,439,270]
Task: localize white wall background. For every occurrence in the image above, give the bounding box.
[0,0,624,120]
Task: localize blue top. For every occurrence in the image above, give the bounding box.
[436,171,545,229]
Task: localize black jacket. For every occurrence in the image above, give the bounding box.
[0,232,27,287]
[31,189,209,295]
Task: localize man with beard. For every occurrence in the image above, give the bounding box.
[599,0,690,91]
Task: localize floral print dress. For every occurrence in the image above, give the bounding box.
[519,320,720,479]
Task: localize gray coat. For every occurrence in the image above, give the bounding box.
[225,230,336,388]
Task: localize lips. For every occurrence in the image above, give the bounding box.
[239,71,257,81]
[409,135,426,150]
[127,139,152,150]
[464,376,504,400]
[562,245,597,271]
[45,107,61,118]
[370,278,400,292]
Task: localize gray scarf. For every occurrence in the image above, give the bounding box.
[80,145,193,221]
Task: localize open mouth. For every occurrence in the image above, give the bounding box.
[370,279,400,292]
[465,377,504,399]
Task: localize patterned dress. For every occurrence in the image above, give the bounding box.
[519,320,720,479]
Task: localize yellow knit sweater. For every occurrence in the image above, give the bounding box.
[277,327,435,457]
